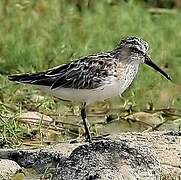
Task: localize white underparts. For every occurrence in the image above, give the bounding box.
[39,63,139,105]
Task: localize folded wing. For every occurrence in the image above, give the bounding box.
[9,54,118,89]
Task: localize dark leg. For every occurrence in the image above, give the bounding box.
[80,103,92,143]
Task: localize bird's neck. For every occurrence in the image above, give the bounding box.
[116,60,139,94]
[117,59,139,76]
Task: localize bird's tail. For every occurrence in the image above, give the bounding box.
[8,72,45,84]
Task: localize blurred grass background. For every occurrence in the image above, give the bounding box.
[0,0,180,147]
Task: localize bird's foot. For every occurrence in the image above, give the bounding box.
[85,133,110,143]
[85,134,92,143]
[91,134,110,141]
[69,134,110,144]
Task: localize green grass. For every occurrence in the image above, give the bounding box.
[0,0,180,147]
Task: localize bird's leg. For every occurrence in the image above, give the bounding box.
[80,103,92,143]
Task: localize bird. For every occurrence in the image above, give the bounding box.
[8,36,171,143]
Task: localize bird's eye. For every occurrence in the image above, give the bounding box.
[130,47,139,53]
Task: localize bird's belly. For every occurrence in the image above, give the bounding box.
[39,74,136,104]
[39,79,121,104]
[53,83,121,104]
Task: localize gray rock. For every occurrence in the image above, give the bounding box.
[2,131,180,179]
[0,159,21,180]
[53,140,160,180]
[113,131,181,179]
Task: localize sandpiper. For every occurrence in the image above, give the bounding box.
[9,36,171,142]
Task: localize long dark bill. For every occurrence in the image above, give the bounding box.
[144,55,171,81]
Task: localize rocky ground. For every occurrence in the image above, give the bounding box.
[0,131,180,179]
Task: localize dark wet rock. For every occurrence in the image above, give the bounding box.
[52,140,160,180]
[0,148,65,173]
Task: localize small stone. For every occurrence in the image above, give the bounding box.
[18,111,53,125]
[0,159,21,180]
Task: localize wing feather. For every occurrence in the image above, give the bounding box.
[51,54,118,89]
[9,53,118,89]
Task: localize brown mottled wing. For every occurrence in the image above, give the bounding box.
[8,54,118,89]
[49,54,118,89]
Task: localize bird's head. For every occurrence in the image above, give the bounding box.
[113,36,171,81]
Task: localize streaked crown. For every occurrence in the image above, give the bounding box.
[117,36,149,54]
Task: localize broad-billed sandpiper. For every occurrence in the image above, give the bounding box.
[9,36,171,142]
